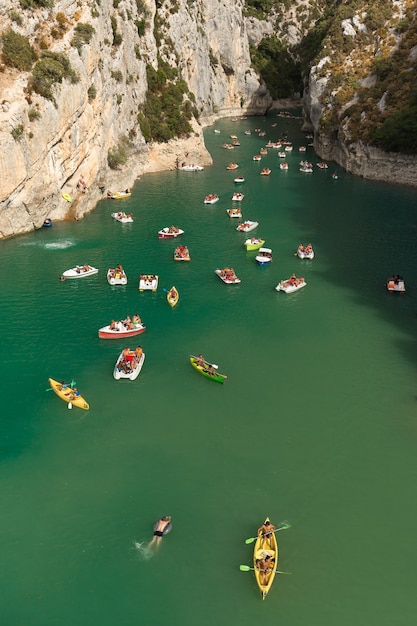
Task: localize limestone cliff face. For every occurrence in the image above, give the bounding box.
[0,0,271,238]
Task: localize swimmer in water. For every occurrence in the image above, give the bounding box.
[148,515,172,549]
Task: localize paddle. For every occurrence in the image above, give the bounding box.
[239,565,292,575]
[189,355,228,379]
[45,380,76,392]
[244,521,291,544]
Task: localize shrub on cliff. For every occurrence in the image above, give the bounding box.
[19,0,54,8]
[71,23,95,53]
[1,29,37,71]
[107,136,131,169]
[28,51,79,104]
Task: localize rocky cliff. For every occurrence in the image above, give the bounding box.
[0,0,272,238]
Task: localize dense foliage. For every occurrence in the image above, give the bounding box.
[28,51,79,104]
[250,36,302,99]
[1,29,37,71]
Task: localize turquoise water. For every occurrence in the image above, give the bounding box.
[2,113,417,625]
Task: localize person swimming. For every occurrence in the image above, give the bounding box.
[148,516,172,548]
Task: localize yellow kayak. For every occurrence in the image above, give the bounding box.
[167,286,179,307]
[253,517,278,599]
[48,378,90,410]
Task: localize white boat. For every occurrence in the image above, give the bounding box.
[300,166,313,173]
[244,238,265,251]
[113,347,145,380]
[232,192,244,202]
[158,227,184,239]
[278,152,286,158]
[214,129,221,134]
[204,194,219,204]
[237,220,258,233]
[275,277,307,293]
[107,267,127,285]
[234,176,245,183]
[111,212,134,223]
[386,276,405,292]
[215,269,241,284]
[253,155,262,161]
[61,265,98,279]
[139,274,158,291]
[297,245,314,259]
[227,208,242,218]
[255,248,272,265]
[98,320,146,339]
[280,162,288,170]
[226,163,239,170]
[178,164,204,171]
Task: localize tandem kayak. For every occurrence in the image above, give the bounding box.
[48,378,89,410]
[189,356,225,384]
[254,517,278,600]
[167,286,179,307]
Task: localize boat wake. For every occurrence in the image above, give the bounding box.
[20,239,76,250]
[133,541,153,561]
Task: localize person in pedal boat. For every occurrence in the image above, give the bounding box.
[148,516,171,548]
[257,554,274,586]
[258,520,276,543]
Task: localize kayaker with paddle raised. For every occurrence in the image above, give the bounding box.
[257,554,274,586]
[148,515,172,549]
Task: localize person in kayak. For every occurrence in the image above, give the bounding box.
[258,520,276,545]
[148,516,172,548]
[257,554,274,586]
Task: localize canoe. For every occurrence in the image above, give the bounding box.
[48,378,89,410]
[109,191,131,199]
[98,322,146,339]
[167,286,179,307]
[244,238,265,251]
[113,348,145,380]
[61,265,98,279]
[189,357,225,384]
[254,517,278,599]
[62,193,72,202]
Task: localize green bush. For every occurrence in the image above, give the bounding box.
[19,0,54,8]
[1,29,37,71]
[11,125,24,141]
[111,70,123,82]
[28,107,41,121]
[87,84,97,100]
[71,23,95,53]
[9,10,23,25]
[107,136,131,169]
[29,51,79,104]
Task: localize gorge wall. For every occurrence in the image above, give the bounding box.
[0,0,272,239]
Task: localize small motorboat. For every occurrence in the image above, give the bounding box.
[98,319,146,339]
[139,274,159,291]
[43,218,52,227]
[114,347,145,380]
[279,162,288,170]
[234,176,245,183]
[253,517,278,599]
[260,168,271,176]
[61,265,98,279]
[107,266,127,285]
[244,237,265,251]
[237,221,258,233]
[275,276,306,293]
[189,356,225,384]
[255,248,272,265]
[232,192,244,202]
[300,165,313,173]
[204,194,219,204]
[296,244,314,259]
[178,164,204,171]
[158,226,184,239]
[386,275,405,292]
[226,163,239,170]
[285,145,293,152]
[174,245,190,261]
[48,378,89,410]
[227,208,242,218]
[316,162,328,169]
[108,191,132,199]
[253,155,262,161]
[111,212,134,223]
[215,268,241,284]
[167,286,179,307]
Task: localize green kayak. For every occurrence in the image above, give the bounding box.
[189,357,225,384]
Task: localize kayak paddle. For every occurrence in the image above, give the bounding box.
[239,565,292,574]
[244,521,291,544]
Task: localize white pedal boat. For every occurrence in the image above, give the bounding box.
[178,164,204,171]
[275,277,306,293]
[297,245,315,259]
[234,176,245,183]
[107,268,127,285]
[232,192,244,202]
[111,212,134,223]
[139,274,159,291]
[237,221,258,233]
[61,265,98,279]
[227,208,242,218]
[113,348,145,380]
[215,269,241,284]
[255,248,272,265]
[386,276,405,292]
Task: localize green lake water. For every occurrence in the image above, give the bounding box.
[1,112,417,625]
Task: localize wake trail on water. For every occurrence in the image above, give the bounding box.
[133,541,153,561]
[20,240,77,250]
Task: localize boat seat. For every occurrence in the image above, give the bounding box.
[255,549,275,560]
